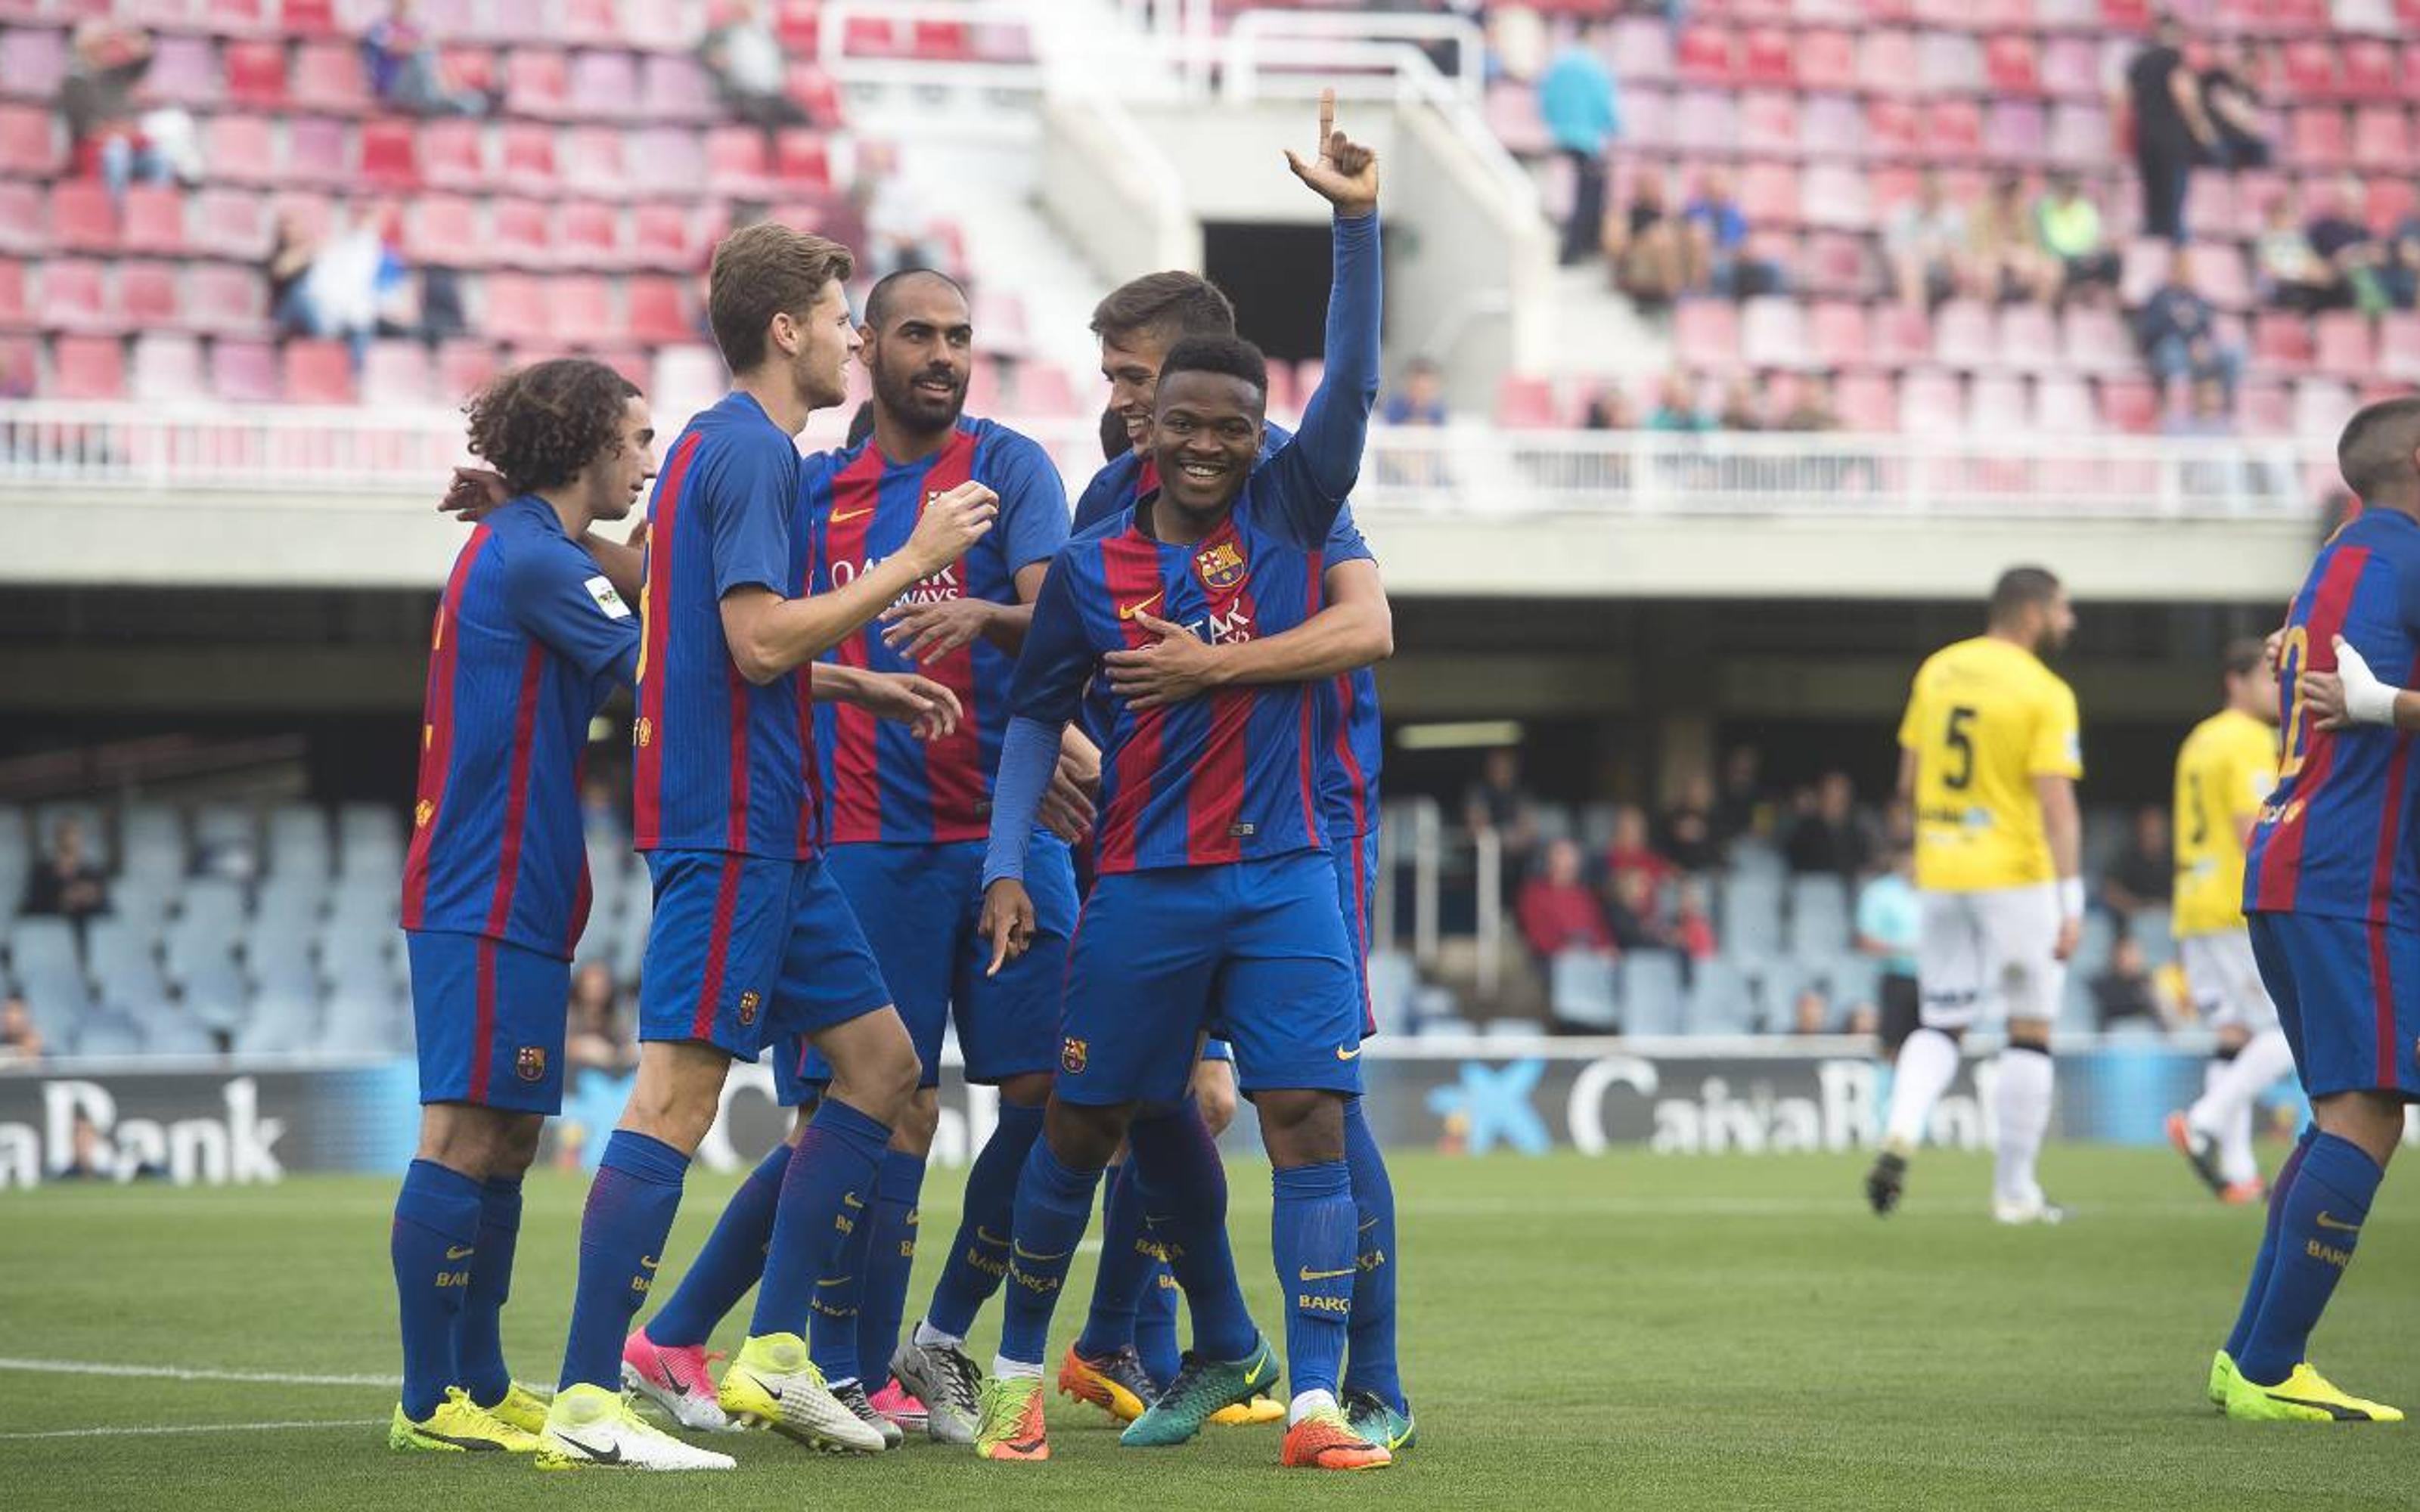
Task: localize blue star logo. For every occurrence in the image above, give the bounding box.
[560,1066,638,1170]
[1426,1058,1550,1156]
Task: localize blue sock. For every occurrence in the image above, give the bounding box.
[2238,1130,2384,1387]
[647,1141,789,1348]
[1075,1160,1151,1358]
[749,1099,890,1349]
[925,1101,1042,1340]
[1134,1260,1181,1389]
[457,1175,523,1407]
[1339,1096,1406,1411]
[1272,1159,1356,1401]
[393,1159,483,1421]
[557,1131,687,1393]
[808,1167,876,1383]
[2225,1126,2313,1361]
[855,1150,925,1388]
[1126,1102,1256,1362]
[999,1139,1104,1367]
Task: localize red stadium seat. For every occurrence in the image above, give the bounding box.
[51,181,119,253]
[551,275,615,340]
[785,62,840,125]
[53,335,126,400]
[2341,42,2397,104]
[223,41,289,109]
[2314,311,2372,373]
[0,259,24,330]
[1674,25,1736,84]
[437,339,501,401]
[2281,41,2336,100]
[286,116,350,184]
[2190,244,2253,310]
[1873,303,1931,367]
[499,122,560,191]
[440,45,497,96]
[559,0,624,47]
[482,273,552,343]
[706,127,772,193]
[406,195,479,265]
[773,0,823,56]
[2098,0,2151,27]
[117,262,180,326]
[2351,107,2409,169]
[1494,374,1561,429]
[560,202,622,268]
[1834,371,1897,431]
[1897,369,1962,431]
[420,119,488,189]
[1920,101,1984,161]
[1994,303,2056,371]
[1931,299,1994,368]
[1795,30,1855,92]
[909,20,973,60]
[1984,34,2040,95]
[1740,28,1793,85]
[2289,107,2348,167]
[206,0,274,33]
[774,131,832,190]
[209,339,281,401]
[2060,305,2135,374]
[2369,179,2418,237]
[358,119,422,190]
[120,185,186,255]
[186,264,268,336]
[1674,300,1740,370]
[630,203,697,269]
[506,50,572,118]
[205,115,281,186]
[293,42,369,113]
[1737,94,1798,156]
[284,340,356,404]
[1857,31,1919,98]
[2381,313,2420,382]
[562,125,625,194]
[130,333,205,402]
[0,102,60,176]
[2252,311,2315,371]
[492,197,554,268]
[842,15,897,55]
[0,183,38,256]
[1801,231,1869,296]
[1863,99,1921,159]
[0,28,67,103]
[1736,160,1798,226]
[626,276,691,342]
[284,0,340,35]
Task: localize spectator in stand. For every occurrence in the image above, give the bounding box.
[1605,172,1685,310]
[2198,39,2271,172]
[267,207,322,339]
[58,21,193,206]
[361,0,492,117]
[1776,375,1839,432]
[2090,935,2164,1030]
[1969,175,2058,307]
[1713,742,1770,844]
[1603,867,1673,953]
[2169,378,2260,500]
[268,204,384,359]
[1646,370,1710,432]
[698,0,808,129]
[566,963,638,1074]
[1464,747,1539,885]
[1783,771,1876,880]
[1382,357,1449,426]
[2124,14,2220,243]
[1582,384,1637,430]
[1671,879,1717,962]
[1682,169,1780,299]
[1855,845,1922,1056]
[2305,175,2388,316]
[1789,989,1833,1036]
[1602,804,1677,896]
[853,141,939,284]
[2034,172,2121,306]
[2136,246,2242,413]
[23,819,108,931]
[54,1113,112,1180]
[0,995,43,1064]
[1537,20,1621,266]
[1885,172,1969,311]
[2257,192,2341,315]
[2384,203,2420,311]
[1517,838,1616,964]
[1716,375,1762,432]
[1656,775,1721,872]
[2100,804,2173,924]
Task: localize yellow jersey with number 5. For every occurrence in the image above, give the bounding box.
[2170,708,2279,938]
[1897,636,2083,892]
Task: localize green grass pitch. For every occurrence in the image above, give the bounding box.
[2,1146,2415,1510]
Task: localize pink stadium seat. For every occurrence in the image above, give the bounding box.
[1801,232,1869,296]
[205,115,281,186]
[1916,33,1983,96]
[1671,90,1737,154]
[560,202,622,268]
[1857,31,1919,98]
[842,15,897,56]
[560,0,624,47]
[183,265,266,337]
[437,339,501,401]
[630,203,696,269]
[359,119,421,190]
[1798,161,1871,231]
[1835,371,1897,430]
[407,195,479,265]
[786,62,840,126]
[293,42,369,113]
[118,262,180,326]
[2190,244,2252,310]
[224,41,289,109]
[209,338,279,401]
[2269,0,2329,33]
[440,45,496,96]
[1485,80,1551,156]
[51,181,118,253]
[2060,305,2135,374]
[119,184,186,256]
[492,198,554,268]
[284,0,340,35]
[506,51,572,118]
[420,119,487,190]
[1737,93,1798,156]
[0,183,38,256]
[2314,311,2372,373]
[284,339,355,404]
[626,277,690,342]
[569,52,641,120]
[1985,101,2046,163]
[1795,0,1860,23]
[1675,25,1736,84]
[2294,378,2353,439]
[480,273,551,343]
[772,0,823,55]
[1611,19,1671,82]
[1994,304,2057,371]
[2032,373,2095,433]
[499,122,560,191]
[1675,301,1740,370]
[0,259,24,329]
[2098,0,2152,26]
[1795,30,1855,92]
[206,0,275,33]
[2280,40,2336,100]
[774,131,832,190]
[2046,103,2111,166]
[2351,107,2409,169]
[552,274,614,339]
[0,103,57,177]
[286,116,351,185]
[909,19,973,60]
[1495,375,1560,429]
[2289,108,2348,168]
[1931,300,1994,369]
[1740,296,1810,368]
[2381,314,2420,382]
[1737,160,1798,225]
[1968,373,2028,432]
[627,127,705,194]
[706,127,772,194]
[562,126,625,194]
[1863,99,1921,159]
[1740,28,1794,85]
[54,335,126,400]
[130,333,204,403]
[1898,370,1962,431]
[2234,378,2290,434]
[143,35,221,107]
[0,28,70,103]
[2039,36,2099,99]
[1798,93,1860,156]
[1873,303,1931,367]
[641,54,719,122]
[1920,101,1984,161]
[1984,34,2040,95]
[2368,178,2417,234]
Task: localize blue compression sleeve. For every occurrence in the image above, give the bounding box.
[982,716,1063,888]
[1289,211,1383,507]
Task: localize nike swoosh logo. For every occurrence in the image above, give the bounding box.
[1357,1217,1380,1232]
[818,1275,855,1287]
[1298,1265,1356,1282]
[639,1255,660,1271]
[1118,593,1163,621]
[1336,1046,1363,1061]
[1012,1241,1072,1262]
[831,507,874,522]
[975,1227,1010,1246]
[551,1433,623,1464]
[1243,1352,1269,1388]
[2315,1212,2362,1233]
[843,1193,864,1210]
[444,1245,475,1259]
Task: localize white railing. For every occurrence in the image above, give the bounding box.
[0,402,2331,520]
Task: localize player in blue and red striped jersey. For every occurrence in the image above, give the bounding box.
[389,358,655,1458]
[2204,396,2420,1425]
[532,223,1000,1473]
[1052,271,1410,1452]
[623,267,1094,1448]
[970,94,1392,1472]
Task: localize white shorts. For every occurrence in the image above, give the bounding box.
[1918,884,2066,1030]
[2178,928,2279,1033]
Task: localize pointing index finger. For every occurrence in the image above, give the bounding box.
[1317,88,1335,158]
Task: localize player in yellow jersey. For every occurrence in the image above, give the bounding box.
[1867,567,2083,1224]
[2164,638,2289,1205]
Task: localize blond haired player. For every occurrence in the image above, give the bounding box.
[2164,638,2290,1204]
[1867,566,2083,1224]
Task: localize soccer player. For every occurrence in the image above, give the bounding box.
[1866,566,2083,1224]
[530,223,998,1472]
[1050,269,1409,1450]
[2164,638,2291,1204]
[625,266,1091,1448]
[389,358,654,1455]
[2203,396,2420,1424]
[973,93,1392,1470]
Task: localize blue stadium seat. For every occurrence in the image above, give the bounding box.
[322,990,410,1055]
[71,1011,145,1057]
[178,876,250,938]
[1617,950,1687,1036]
[1548,949,1618,1030]
[119,802,188,885]
[1823,953,1882,1012]
[2127,905,2176,968]
[1481,1018,1540,1040]
[267,803,333,879]
[192,802,258,858]
[1718,874,1785,959]
[7,916,90,1038]
[1786,875,1852,957]
[1365,949,1417,1036]
[86,916,167,1011]
[144,1012,218,1055]
[1418,1015,1477,1038]
[108,875,173,937]
[1528,801,1575,847]
[338,801,401,851]
[327,875,399,930]
[165,930,250,1034]
[1728,839,1786,880]
[610,886,652,981]
[237,991,319,1054]
[244,920,319,999]
[1685,956,1758,1033]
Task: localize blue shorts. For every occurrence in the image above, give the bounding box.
[778,835,1078,1104]
[637,850,892,1063]
[2248,912,2420,1102]
[1057,851,1364,1108]
[407,930,570,1115]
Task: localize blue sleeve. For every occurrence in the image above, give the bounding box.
[1324,503,1373,568]
[1006,549,1097,727]
[707,432,796,600]
[505,537,643,689]
[1261,211,1382,548]
[1071,457,1128,535]
[987,431,1072,575]
[981,717,1062,887]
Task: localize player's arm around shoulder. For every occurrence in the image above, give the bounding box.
[501,528,644,686]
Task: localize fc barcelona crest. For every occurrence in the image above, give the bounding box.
[1061,1036,1089,1075]
[634,717,653,749]
[738,990,762,1027]
[1195,541,1246,590]
[515,1046,548,1083]
[413,798,434,829]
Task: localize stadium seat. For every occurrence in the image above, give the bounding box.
[1675,24,1736,84]
[404,194,479,266]
[1898,369,1962,432]
[623,276,690,343]
[1675,300,1740,370]
[559,0,624,45]
[0,27,67,103]
[206,0,275,33]
[209,339,281,402]
[1686,958,1759,1034]
[1494,374,1560,429]
[42,259,111,333]
[2098,373,2161,433]
[118,262,181,326]
[705,126,773,194]
[51,181,119,254]
[223,40,289,109]
[2381,313,2420,382]
[481,271,551,343]
[1969,372,2028,432]
[279,340,354,404]
[293,41,369,113]
[51,334,124,400]
[436,339,501,399]
[1717,874,1784,957]
[0,259,23,330]
[566,50,642,121]
[2351,107,2409,169]
[2290,108,2349,168]
[88,916,169,1012]
[1618,951,1687,1036]
[1548,951,1619,1031]
[557,201,622,268]
[359,119,422,190]
[0,102,59,177]
[2032,372,2096,433]
[498,122,560,193]
[130,330,203,402]
[1834,371,1897,431]
[641,54,720,122]
[1741,296,1810,369]
[420,118,489,191]
[548,275,614,340]
[626,127,705,194]
[117,184,188,257]
[630,203,697,270]
[774,131,833,190]
[1610,18,1671,83]
[204,114,281,187]
[286,116,351,186]
[562,125,627,195]
[1736,94,1798,159]
[2254,311,2316,373]
[8,916,89,1038]
[491,197,554,269]
[2341,40,2397,102]
[506,49,573,118]
[1931,300,1994,370]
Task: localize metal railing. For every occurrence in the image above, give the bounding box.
[0,402,2332,520]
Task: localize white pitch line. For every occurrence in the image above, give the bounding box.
[0,1358,393,1387]
[0,1418,384,1441]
